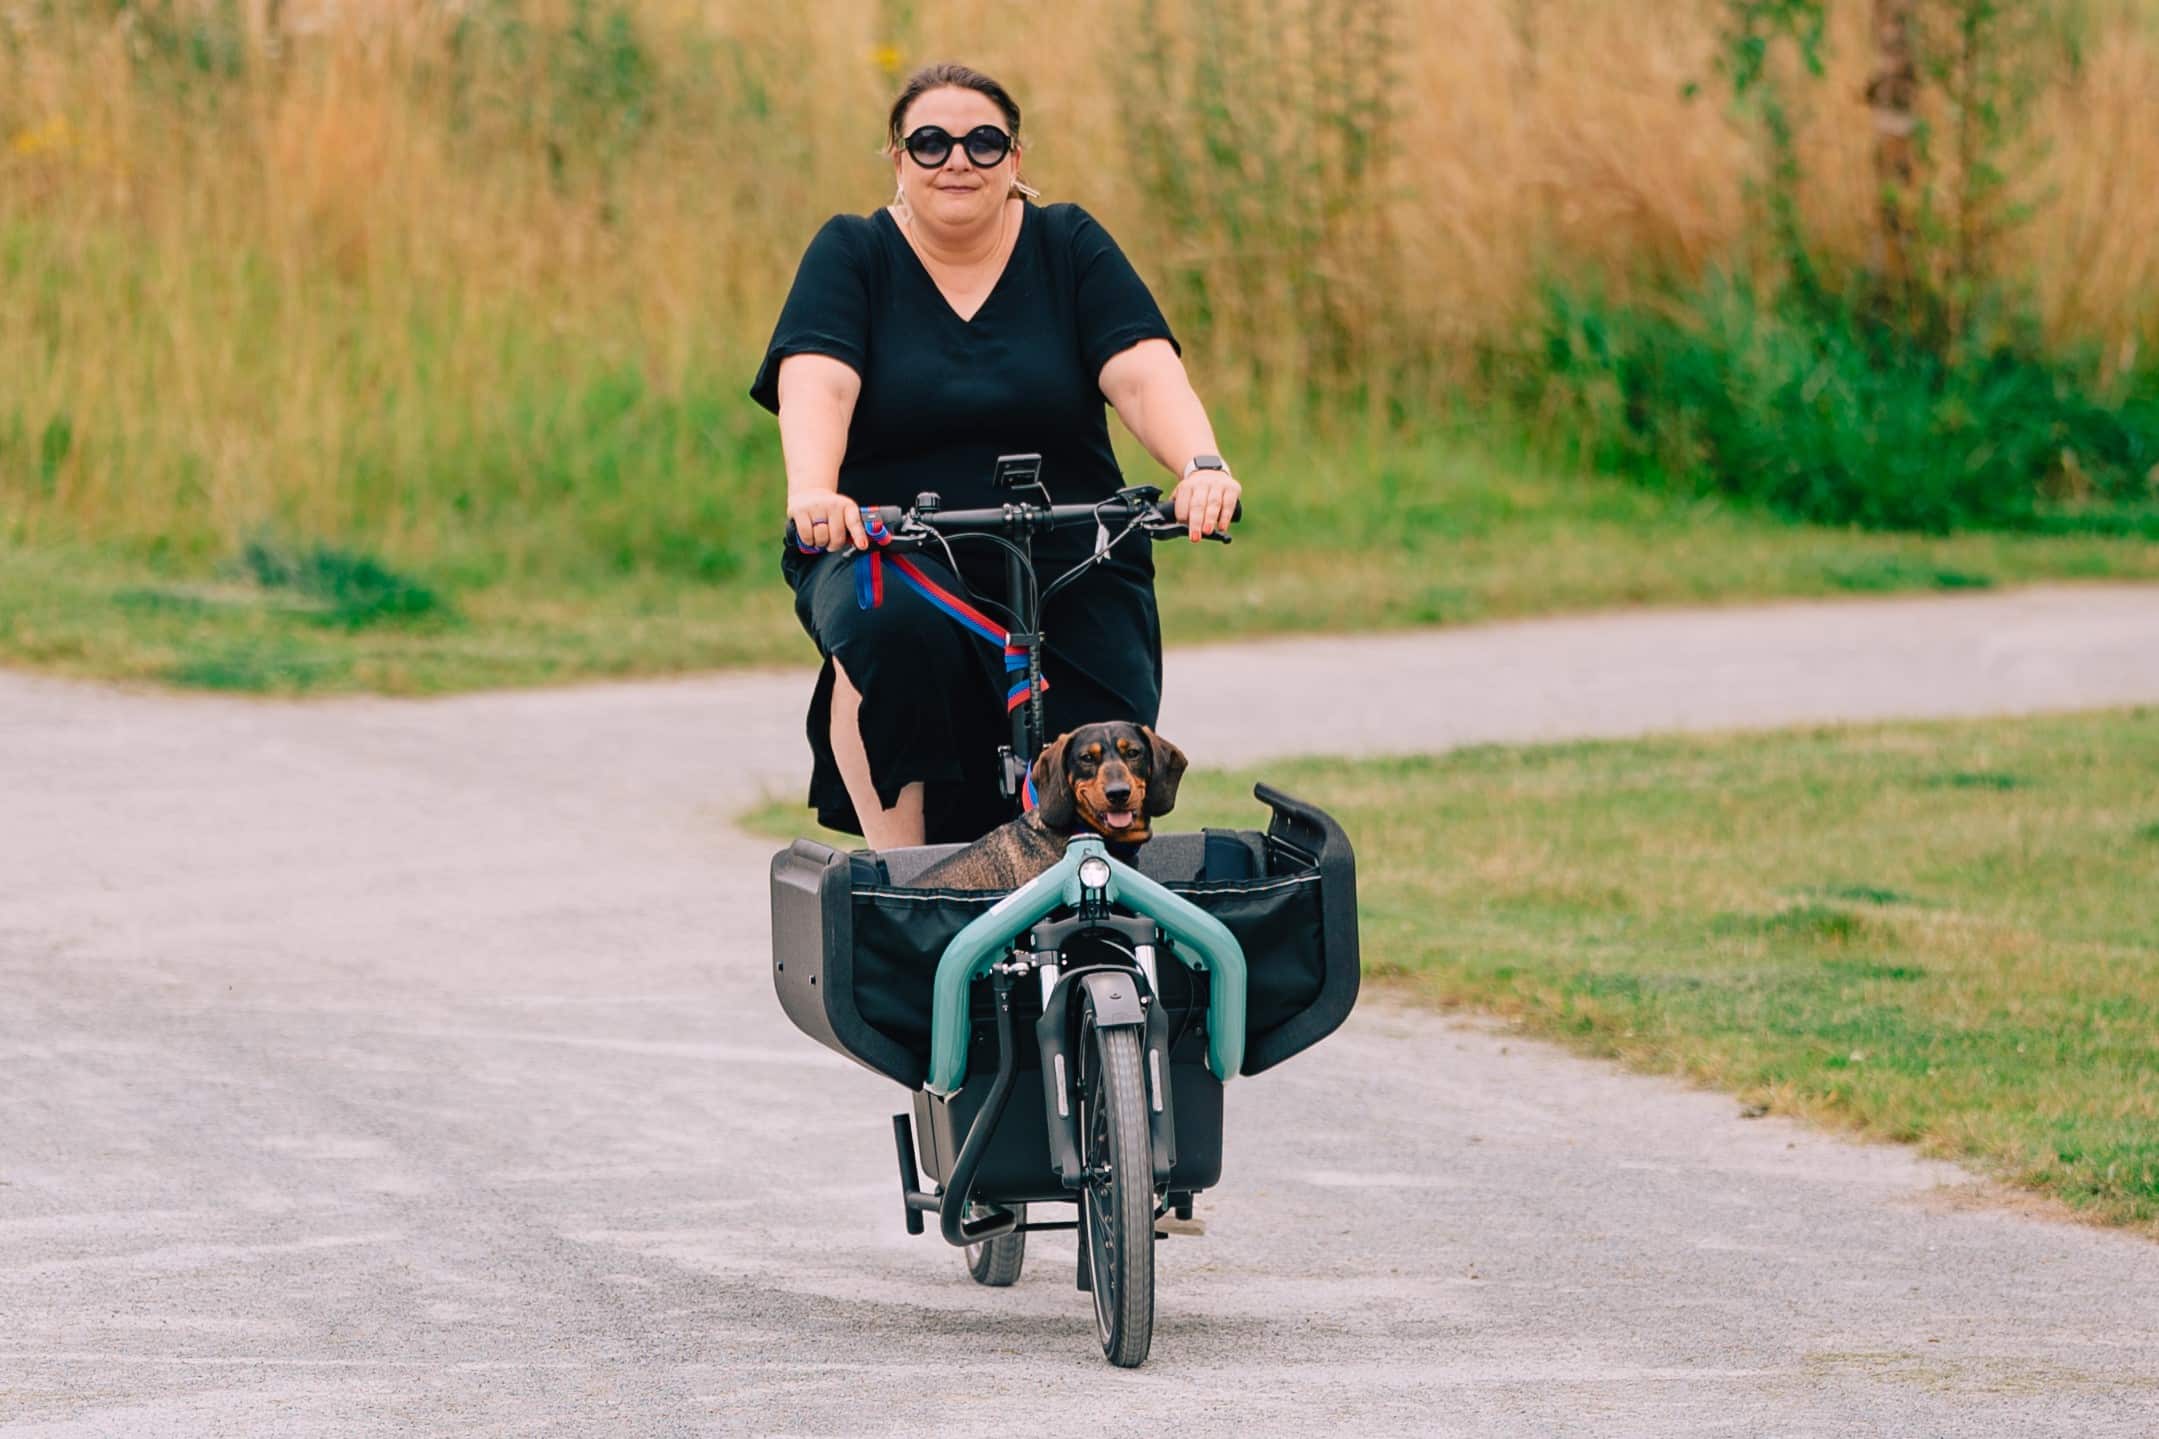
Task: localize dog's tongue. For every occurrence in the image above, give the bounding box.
[1105,810,1135,831]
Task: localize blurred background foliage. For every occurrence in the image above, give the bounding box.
[1,0,2156,663]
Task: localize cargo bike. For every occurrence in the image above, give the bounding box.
[769,458,1359,1366]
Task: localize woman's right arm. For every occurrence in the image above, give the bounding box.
[777,354,869,552]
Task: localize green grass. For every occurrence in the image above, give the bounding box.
[744,709,2159,1229]
[0,540,801,694]
[9,426,2159,694]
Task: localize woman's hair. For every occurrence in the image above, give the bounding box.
[886,63,1023,148]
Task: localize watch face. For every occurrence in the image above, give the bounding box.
[1189,454,1226,472]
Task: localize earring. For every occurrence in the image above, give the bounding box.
[1011,178,1041,200]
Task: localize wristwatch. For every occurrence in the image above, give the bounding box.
[1182,454,1229,478]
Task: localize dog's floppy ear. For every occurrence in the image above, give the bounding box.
[1029,732,1075,830]
[1141,726,1187,817]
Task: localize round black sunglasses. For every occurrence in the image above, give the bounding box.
[901,124,1013,169]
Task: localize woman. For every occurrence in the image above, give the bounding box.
[751,62,1239,850]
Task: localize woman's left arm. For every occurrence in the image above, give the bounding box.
[1099,338,1241,542]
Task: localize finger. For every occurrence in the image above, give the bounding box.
[1183,489,1217,545]
[1203,487,1226,537]
[844,504,870,552]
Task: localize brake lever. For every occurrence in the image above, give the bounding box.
[1140,518,1234,544]
[1141,495,1241,544]
[843,525,933,561]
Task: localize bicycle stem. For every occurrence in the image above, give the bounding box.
[1004,525,1043,803]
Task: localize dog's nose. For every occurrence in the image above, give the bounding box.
[1103,783,1133,808]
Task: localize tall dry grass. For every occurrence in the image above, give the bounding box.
[2,0,2157,577]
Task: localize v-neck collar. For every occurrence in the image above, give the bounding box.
[879,201,1030,327]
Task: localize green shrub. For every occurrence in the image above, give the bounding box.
[240,539,451,629]
[1535,276,2159,535]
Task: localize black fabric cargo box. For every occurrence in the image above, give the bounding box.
[769,784,1359,1092]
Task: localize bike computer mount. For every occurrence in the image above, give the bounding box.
[993,452,1044,489]
[993,453,1049,507]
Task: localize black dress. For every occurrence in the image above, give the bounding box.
[751,201,1179,843]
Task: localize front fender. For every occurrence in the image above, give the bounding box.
[1076,968,1148,1028]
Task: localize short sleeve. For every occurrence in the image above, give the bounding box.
[1065,207,1179,379]
[749,216,872,414]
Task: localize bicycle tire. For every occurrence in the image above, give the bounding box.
[965,1204,1027,1286]
[1081,1018,1155,1367]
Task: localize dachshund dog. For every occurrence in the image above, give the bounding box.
[909,722,1188,892]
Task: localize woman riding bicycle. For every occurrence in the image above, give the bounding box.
[751,62,1240,851]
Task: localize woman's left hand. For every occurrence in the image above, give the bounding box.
[1169,468,1242,542]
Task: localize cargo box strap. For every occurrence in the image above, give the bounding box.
[925,838,1246,1095]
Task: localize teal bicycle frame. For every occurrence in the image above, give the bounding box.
[925,837,1248,1096]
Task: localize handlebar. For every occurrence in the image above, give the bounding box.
[790,488,1242,560]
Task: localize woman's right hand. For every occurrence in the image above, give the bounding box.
[787,488,870,553]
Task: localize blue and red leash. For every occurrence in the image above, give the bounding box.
[800,510,1048,810]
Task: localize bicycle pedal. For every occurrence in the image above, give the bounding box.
[1154,1215,1207,1238]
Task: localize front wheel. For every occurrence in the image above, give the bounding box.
[1081,1017,1155,1367]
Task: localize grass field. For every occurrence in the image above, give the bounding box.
[8,428,2159,693]
[4,2,2158,659]
[745,709,2159,1230]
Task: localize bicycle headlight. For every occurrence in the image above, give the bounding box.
[1078,855,1112,891]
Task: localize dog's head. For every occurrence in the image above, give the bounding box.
[1028,722,1187,846]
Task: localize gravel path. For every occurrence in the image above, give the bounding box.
[4,584,2158,1436]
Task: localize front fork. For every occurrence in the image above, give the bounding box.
[893,934,1179,1252]
[1033,950,1178,1192]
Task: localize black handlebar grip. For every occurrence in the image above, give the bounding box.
[785,505,908,558]
[1150,499,1244,520]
